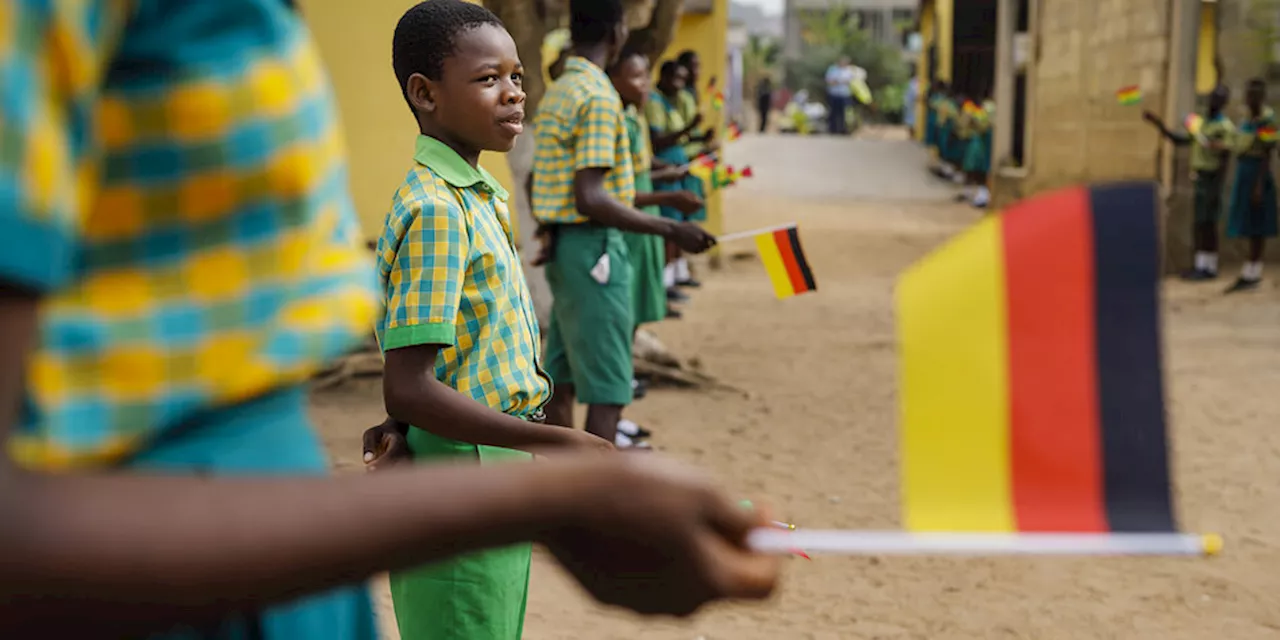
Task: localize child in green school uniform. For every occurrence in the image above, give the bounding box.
[377,3,617,638]
[609,49,703,447]
[925,81,948,156]
[0,0,779,637]
[1144,85,1234,280]
[1224,78,1278,292]
[962,98,995,208]
[933,89,959,179]
[532,0,715,444]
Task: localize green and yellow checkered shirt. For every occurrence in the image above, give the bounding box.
[376,136,550,417]
[3,1,374,470]
[532,57,635,225]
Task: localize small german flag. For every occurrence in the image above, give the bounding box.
[1116,85,1142,106]
[1258,126,1278,143]
[755,225,817,299]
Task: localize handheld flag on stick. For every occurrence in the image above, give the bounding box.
[1184,113,1204,136]
[726,122,742,142]
[1258,126,1278,143]
[1116,85,1143,105]
[746,183,1221,557]
[712,90,725,112]
[719,224,816,299]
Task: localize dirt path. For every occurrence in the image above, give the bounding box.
[312,131,1280,639]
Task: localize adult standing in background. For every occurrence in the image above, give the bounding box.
[757,76,774,133]
[825,57,856,135]
[904,73,919,133]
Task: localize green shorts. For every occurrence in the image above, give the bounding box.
[1193,170,1226,224]
[390,430,532,640]
[543,224,635,406]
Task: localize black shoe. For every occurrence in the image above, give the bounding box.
[667,288,690,302]
[1224,277,1261,294]
[666,306,683,319]
[1180,268,1218,281]
[676,278,702,289]
[631,378,648,401]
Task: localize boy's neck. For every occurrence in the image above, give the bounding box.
[571,44,611,71]
[418,125,481,168]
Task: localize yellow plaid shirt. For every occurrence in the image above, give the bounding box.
[2,1,374,469]
[376,136,550,417]
[532,57,635,225]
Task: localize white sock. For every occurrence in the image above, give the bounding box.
[1244,261,1264,280]
[952,173,966,185]
[663,264,676,288]
[676,258,691,282]
[973,186,990,206]
[617,419,640,437]
[1205,253,1219,273]
[1194,252,1208,271]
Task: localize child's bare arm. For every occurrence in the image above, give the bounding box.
[575,169,714,252]
[381,344,610,452]
[0,288,778,636]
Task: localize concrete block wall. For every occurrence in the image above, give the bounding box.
[1022,0,1172,196]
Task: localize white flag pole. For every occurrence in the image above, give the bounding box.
[747,530,1222,557]
[718,223,799,243]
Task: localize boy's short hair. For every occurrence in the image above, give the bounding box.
[392,0,505,111]
[609,46,646,74]
[570,0,624,46]
[676,50,698,66]
[659,61,681,78]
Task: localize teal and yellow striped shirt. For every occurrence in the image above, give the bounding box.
[2,1,374,469]
[376,136,550,418]
[531,56,635,225]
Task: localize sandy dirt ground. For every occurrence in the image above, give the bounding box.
[310,130,1280,639]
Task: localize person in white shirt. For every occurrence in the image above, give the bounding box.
[825,57,856,134]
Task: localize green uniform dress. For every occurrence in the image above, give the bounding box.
[1189,112,1234,224]
[623,106,669,327]
[962,103,994,174]
[377,137,553,640]
[647,90,709,222]
[532,57,637,406]
[1227,107,1280,239]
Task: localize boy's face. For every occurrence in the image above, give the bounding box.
[660,67,687,94]
[1247,83,1266,110]
[611,55,650,107]
[411,24,526,153]
[1209,87,1229,111]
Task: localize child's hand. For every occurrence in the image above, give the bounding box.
[541,456,780,616]
[1141,110,1161,126]
[362,418,411,472]
[532,227,557,267]
[667,222,717,254]
[562,429,616,453]
[666,191,704,215]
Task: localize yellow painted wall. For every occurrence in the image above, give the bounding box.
[299,0,516,239]
[935,0,953,83]
[914,1,936,140]
[1195,2,1217,95]
[663,1,729,244]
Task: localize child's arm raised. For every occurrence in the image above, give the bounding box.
[382,343,609,452]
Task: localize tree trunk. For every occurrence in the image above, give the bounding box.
[625,0,683,60]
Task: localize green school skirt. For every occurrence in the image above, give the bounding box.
[654,145,707,222]
[963,131,991,174]
[543,224,635,405]
[390,432,532,640]
[626,173,668,327]
[1193,170,1226,224]
[132,387,379,640]
[1227,156,1280,239]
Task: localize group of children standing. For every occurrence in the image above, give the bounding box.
[0,0,778,638]
[924,81,995,209]
[1144,79,1277,293]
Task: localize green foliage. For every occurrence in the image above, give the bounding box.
[783,7,910,115]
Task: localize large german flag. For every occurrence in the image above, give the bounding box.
[897,183,1174,534]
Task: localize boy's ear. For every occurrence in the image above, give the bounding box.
[407,73,437,114]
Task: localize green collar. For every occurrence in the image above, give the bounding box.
[563,56,608,84]
[414,135,509,200]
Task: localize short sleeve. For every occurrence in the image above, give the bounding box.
[645,97,668,134]
[573,93,622,172]
[0,3,102,291]
[382,198,470,350]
